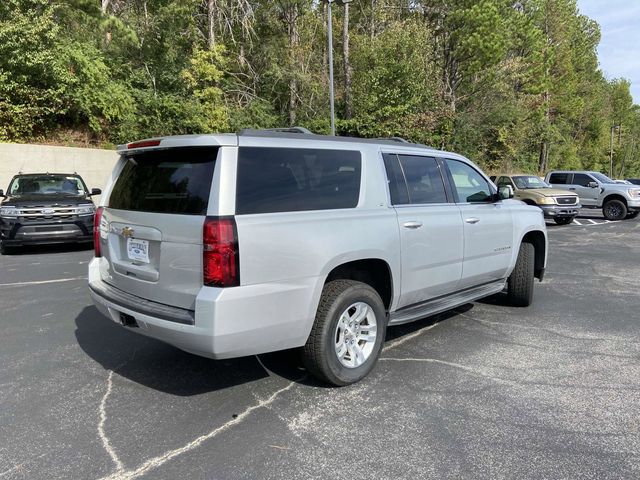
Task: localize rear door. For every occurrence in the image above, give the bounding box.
[383,153,464,309]
[443,158,514,289]
[98,146,218,310]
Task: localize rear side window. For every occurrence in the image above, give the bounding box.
[399,155,447,204]
[383,154,410,205]
[236,147,361,214]
[549,173,569,184]
[108,147,217,215]
[383,154,447,205]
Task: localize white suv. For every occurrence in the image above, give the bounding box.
[89,130,548,385]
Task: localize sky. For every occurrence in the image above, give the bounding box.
[577,0,640,104]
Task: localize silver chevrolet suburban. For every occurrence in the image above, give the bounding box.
[89,130,548,385]
[545,170,640,221]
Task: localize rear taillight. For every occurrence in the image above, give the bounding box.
[94,207,103,257]
[203,216,239,287]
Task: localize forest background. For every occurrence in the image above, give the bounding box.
[1,0,639,176]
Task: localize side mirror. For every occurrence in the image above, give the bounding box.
[0,189,4,197]
[90,188,102,196]
[498,185,514,200]
[587,181,598,188]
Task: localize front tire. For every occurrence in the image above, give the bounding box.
[553,217,574,225]
[507,242,535,307]
[302,280,387,386]
[603,199,627,220]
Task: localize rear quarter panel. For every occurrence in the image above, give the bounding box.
[230,140,401,345]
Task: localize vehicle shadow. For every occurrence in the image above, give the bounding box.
[74,303,469,393]
[74,305,271,396]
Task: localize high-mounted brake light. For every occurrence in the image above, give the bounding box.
[127,139,161,149]
[93,206,104,257]
[203,217,239,288]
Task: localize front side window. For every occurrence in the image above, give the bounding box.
[9,175,87,196]
[445,159,493,203]
[572,173,594,187]
[497,176,515,188]
[236,147,361,214]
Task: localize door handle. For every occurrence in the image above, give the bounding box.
[568,188,576,190]
[402,221,423,229]
[464,217,480,224]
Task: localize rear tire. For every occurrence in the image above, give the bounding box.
[507,242,535,307]
[302,280,387,386]
[553,217,574,225]
[0,242,14,255]
[602,199,627,221]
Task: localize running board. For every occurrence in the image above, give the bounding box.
[388,280,506,326]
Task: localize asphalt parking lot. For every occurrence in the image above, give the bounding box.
[1,213,639,480]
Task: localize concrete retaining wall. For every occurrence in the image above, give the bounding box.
[0,143,118,204]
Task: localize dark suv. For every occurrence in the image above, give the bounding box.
[0,173,101,254]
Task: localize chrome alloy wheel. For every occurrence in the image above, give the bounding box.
[334,302,378,368]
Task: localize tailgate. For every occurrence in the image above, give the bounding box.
[98,147,218,310]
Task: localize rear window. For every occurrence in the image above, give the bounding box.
[236,147,362,215]
[108,147,217,215]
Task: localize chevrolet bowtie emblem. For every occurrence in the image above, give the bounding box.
[121,226,134,238]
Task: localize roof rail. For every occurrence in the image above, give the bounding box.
[376,136,411,144]
[238,126,314,135]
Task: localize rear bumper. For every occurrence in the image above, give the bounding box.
[0,216,93,246]
[540,204,581,218]
[88,258,322,359]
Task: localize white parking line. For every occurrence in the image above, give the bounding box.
[588,219,598,225]
[573,219,582,225]
[0,277,86,288]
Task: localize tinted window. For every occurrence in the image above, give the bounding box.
[572,173,594,187]
[383,154,410,205]
[549,173,569,184]
[108,147,217,215]
[497,176,514,188]
[398,155,447,204]
[445,159,493,203]
[236,147,361,214]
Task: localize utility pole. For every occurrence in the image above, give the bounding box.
[324,0,352,136]
[327,0,335,135]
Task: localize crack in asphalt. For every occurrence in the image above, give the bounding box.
[97,379,298,480]
[95,320,444,479]
[379,357,518,386]
[98,371,125,475]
